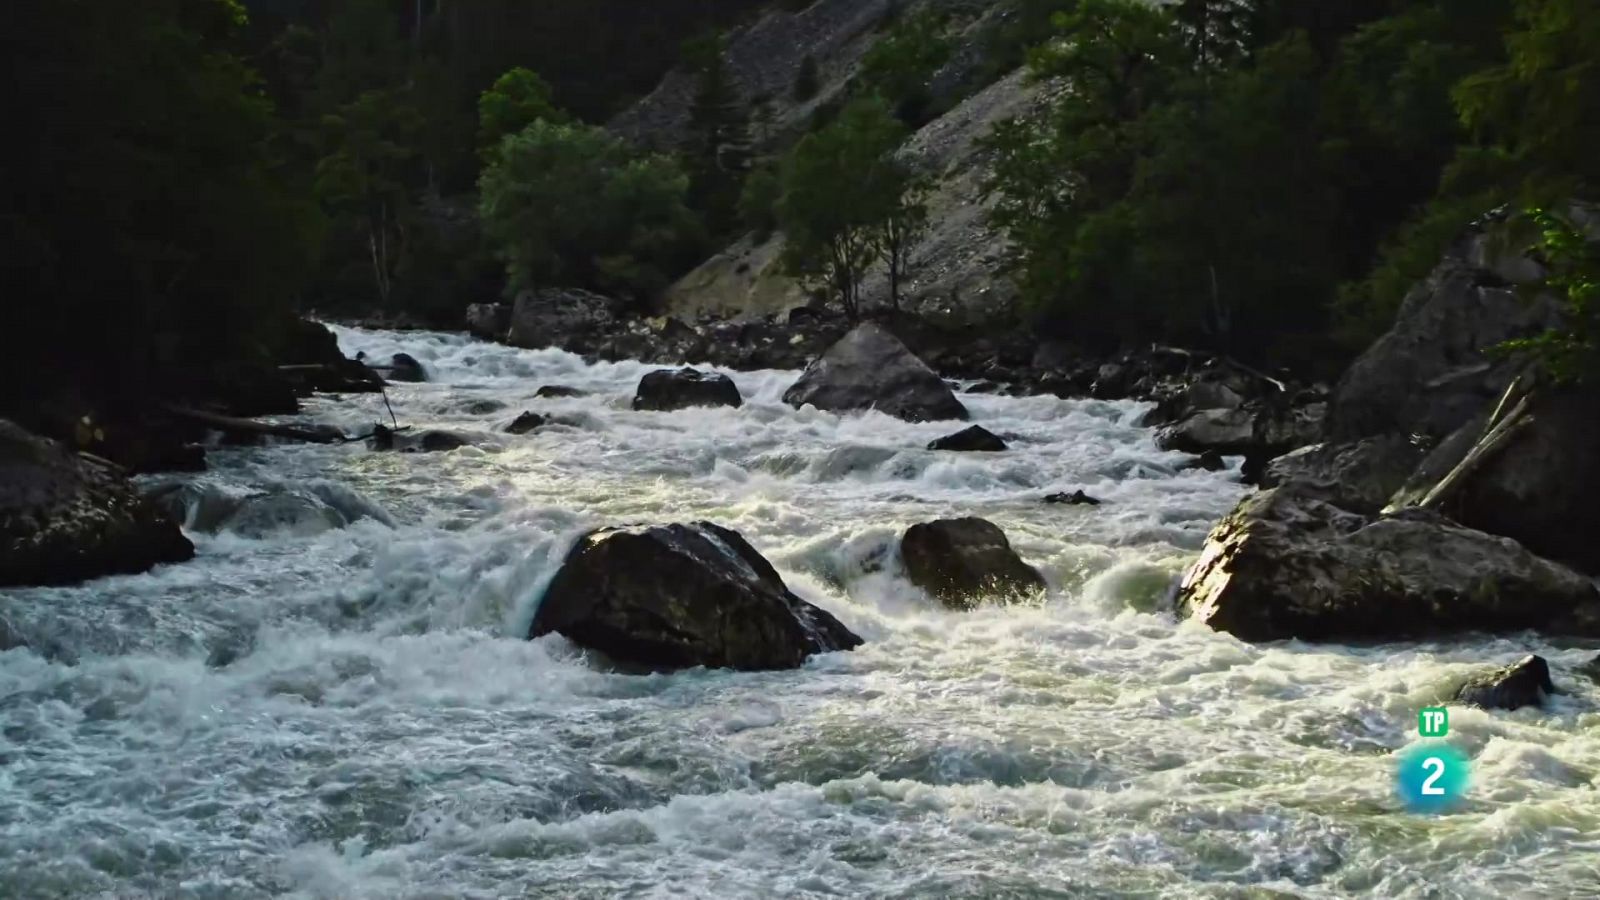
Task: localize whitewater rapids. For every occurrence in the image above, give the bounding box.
[1,326,1597,898]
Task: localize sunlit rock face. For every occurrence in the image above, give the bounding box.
[784,323,968,423]
[1178,482,1600,642]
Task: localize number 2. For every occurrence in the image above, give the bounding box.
[1421,757,1446,795]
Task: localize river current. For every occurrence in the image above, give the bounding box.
[2,326,1597,898]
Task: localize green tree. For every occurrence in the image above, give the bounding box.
[1453,0,1600,202]
[3,0,317,409]
[682,32,753,238]
[477,67,565,153]
[859,11,953,125]
[777,97,922,319]
[314,89,424,306]
[478,120,703,299]
[1498,207,1600,383]
[739,164,783,241]
[794,54,821,101]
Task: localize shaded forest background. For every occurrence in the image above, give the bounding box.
[2,0,1595,421]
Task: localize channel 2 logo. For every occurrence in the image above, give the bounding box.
[1396,706,1469,814]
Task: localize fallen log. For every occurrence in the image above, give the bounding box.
[162,405,346,445]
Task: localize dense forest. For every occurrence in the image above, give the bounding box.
[3,0,1596,425]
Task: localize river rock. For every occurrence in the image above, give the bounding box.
[901,518,1046,610]
[530,522,862,671]
[783,323,969,422]
[1259,435,1429,515]
[1454,655,1554,711]
[369,425,468,453]
[1,419,194,587]
[384,353,428,383]
[506,412,546,435]
[536,385,587,399]
[1044,490,1101,506]
[1405,388,1600,574]
[1176,482,1600,642]
[1182,450,1228,472]
[928,425,1006,452]
[507,288,628,353]
[1156,408,1257,456]
[465,302,511,341]
[632,368,742,412]
[276,317,385,395]
[1329,209,1568,441]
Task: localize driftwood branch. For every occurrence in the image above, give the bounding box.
[162,406,346,445]
[1418,395,1534,511]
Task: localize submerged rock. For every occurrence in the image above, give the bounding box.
[531,522,862,671]
[1176,482,1600,642]
[784,323,969,423]
[536,385,587,399]
[1182,450,1228,472]
[368,424,469,453]
[928,425,1006,452]
[505,412,547,435]
[1,419,194,586]
[901,518,1046,610]
[1044,490,1101,506]
[632,368,742,412]
[1455,655,1554,711]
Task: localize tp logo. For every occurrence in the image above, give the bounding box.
[1397,706,1469,814]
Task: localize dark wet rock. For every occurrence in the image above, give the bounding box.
[1396,388,1600,574]
[536,385,587,399]
[1044,490,1101,507]
[928,425,1006,452]
[506,412,547,435]
[464,399,506,415]
[1455,655,1555,711]
[1176,482,1600,642]
[965,381,1002,395]
[1,419,194,587]
[1330,209,1573,442]
[276,318,385,395]
[632,368,743,412]
[368,425,469,453]
[1157,408,1258,456]
[465,302,512,341]
[1577,653,1600,684]
[901,518,1046,610]
[1259,435,1430,515]
[784,323,969,423]
[219,491,348,539]
[530,522,862,671]
[1182,450,1228,472]
[384,353,428,383]
[508,288,629,353]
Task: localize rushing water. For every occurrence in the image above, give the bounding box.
[2,327,1599,899]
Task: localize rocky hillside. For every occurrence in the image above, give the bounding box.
[610,0,1045,322]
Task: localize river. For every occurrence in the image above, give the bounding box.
[1,326,1596,898]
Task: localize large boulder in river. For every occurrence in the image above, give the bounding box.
[632,368,742,411]
[530,522,862,671]
[783,323,969,422]
[1176,481,1600,642]
[1329,209,1569,441]
[1260,435,1429,515]
[507,288,628,353]
[901,518,1046,610]
[928,425,1007,452]
[1390,388,1600,574]
[1,420,194,587]
[1454,655,1554,711]
[465,302,511,341]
